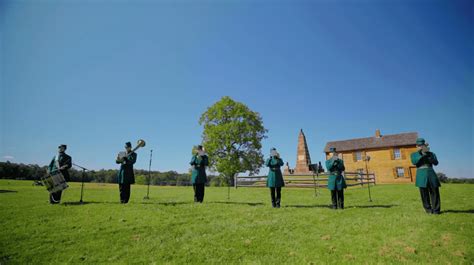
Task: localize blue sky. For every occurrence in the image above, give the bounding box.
[1,0,473,178]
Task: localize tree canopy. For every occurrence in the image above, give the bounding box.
[199,96,267,183]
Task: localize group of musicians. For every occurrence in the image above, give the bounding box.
[47,137,442,214]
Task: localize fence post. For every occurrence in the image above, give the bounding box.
[367,173,373,202]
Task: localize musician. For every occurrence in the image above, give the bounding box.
[265,148,284,208]
[325,147,347,209]
[116,142,137,204]
[190,145,208,203]
[48,144,72,204]
[411,138,441,214]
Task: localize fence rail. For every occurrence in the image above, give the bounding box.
[235,171,376,201]
[235,172,376,189]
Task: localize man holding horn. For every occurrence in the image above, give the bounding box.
[116,142,137,204]
[411,138,441,214]
[266,147,285,208]
[325,147,347,209]
[190,145,209,203]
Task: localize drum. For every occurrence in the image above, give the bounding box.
[42,170,69,193]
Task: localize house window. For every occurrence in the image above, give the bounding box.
[396,167,405,178]
[394,148,401,159]
[355,151,362,161]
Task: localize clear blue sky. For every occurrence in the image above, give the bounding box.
[1,0,473,178]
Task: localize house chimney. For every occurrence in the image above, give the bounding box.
[375,129,382,138]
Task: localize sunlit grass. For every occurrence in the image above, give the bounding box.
[0,180,473,264]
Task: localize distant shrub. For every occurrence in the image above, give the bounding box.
[438,172,474,184]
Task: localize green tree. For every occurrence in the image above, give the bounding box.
[199,96,267,185]
[437,172,448,183]
[135,174,147,185]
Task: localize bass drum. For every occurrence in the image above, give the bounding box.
[42,171,69,193]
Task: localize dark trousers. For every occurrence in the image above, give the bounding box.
[419,187,441,214]
[49,191,62,204]
[331,190,344,209]
[119,184,131,203]
[193,184,205,203]
[270,187,282,208]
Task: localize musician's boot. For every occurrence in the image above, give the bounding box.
[338,190,344,209]
[331,190,338,209]
[270,188,276,208]
[276,187,281,208]
[193,184,198,202]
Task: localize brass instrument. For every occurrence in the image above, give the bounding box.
[117,139,146,162]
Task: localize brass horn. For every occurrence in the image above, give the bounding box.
[117,139,146,162]
[134,139,146,152]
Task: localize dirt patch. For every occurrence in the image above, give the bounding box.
[441,233,453,243]
[321,235,331,240]
[404,246,417,254]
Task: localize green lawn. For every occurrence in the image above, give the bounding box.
[0,180,473,264]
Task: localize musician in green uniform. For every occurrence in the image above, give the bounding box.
[48,144,72,204]
[411,138,441,214]
[116,142,137,204]
[266,148,284,208]
[190,145,209,203]
[325,147,347,209]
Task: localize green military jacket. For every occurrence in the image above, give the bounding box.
[411,151,440,188]
[190,155,209,184]
[48,153,72,181]
[266,157,285,188]
[325,157,347,191]
[116,152,137,184]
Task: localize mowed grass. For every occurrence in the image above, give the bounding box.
[0,180,473,264]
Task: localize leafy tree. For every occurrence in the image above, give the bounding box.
[437,172,448,183]
[199,96,267,185]
[135,174,147,185]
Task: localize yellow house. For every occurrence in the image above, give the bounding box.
[324,130,419,184]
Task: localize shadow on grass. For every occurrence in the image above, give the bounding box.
[61,201,398,209]
[140,201,192,206]
[346,204,397,209]
[0,190,18,193]
[62,201,193,206]
[285,204,397,209]
[62,201,118,206]
[209,201,264,206]
[285,204,331,209]
[442,209,474,214]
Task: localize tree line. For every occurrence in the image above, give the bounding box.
[0,161,229,186]
[1,161,472,186]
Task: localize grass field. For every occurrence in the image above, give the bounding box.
[0,180,473,264]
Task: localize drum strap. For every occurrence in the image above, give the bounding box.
[55,155,60,171]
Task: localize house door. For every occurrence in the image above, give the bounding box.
[409,167,417,182]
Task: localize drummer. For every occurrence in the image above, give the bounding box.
[47,144,72,204]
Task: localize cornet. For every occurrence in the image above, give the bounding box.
[117,139,146,162]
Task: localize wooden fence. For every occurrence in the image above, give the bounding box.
[235,172,376,201]
[234,172,376,189]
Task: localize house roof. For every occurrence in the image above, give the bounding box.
[323,132,418,153]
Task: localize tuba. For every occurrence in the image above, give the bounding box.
[117,139,146,162]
